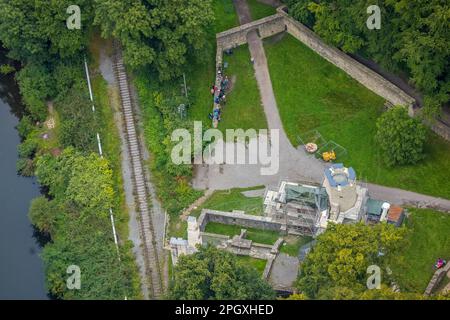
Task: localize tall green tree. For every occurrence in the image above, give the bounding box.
[0,0,92,64]
[169,246,275,300]
[94,0,214,80]
[297,223,407,299]
[36,148,114,219]
[376,106,427,167]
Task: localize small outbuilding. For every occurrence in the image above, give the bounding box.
[386,206,405,227]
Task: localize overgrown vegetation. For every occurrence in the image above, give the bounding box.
[0,1,144,298]
[168,246,275,299]
[297,222,409,299]
[376,106,427,167]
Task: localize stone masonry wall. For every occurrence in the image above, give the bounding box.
[215,8,416,115]
[199,209,284,233]
[216,14,286,52]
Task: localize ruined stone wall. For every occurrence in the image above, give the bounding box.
[424,262,450,296]
[430,120,450,141]
[199,209,284,233]
[278,8,416,114]
[216,14,286,51]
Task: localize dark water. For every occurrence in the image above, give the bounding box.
[0,54,47,299]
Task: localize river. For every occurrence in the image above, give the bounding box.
[0,53,48,299]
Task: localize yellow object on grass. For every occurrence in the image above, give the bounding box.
[322,150,336,162]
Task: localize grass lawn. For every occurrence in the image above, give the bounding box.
[192,187,265,217]
[236,255,267,275]
[204,222,280,245]
[390,208,450,293]
[247,0,277,21]
[186,1,267,132]
[280,235,313,257]
[265,34,450,199]
[188,44,267,131]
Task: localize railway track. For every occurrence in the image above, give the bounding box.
[112,41,163,299]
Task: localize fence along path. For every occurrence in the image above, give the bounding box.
[112,41,163,299]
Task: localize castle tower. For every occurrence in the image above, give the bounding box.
[323,164,358,220]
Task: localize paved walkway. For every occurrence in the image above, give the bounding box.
[193,0,325,190]
[194,0,450,212]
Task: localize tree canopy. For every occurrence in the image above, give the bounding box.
[376,106,427,167]
[169,246,275,300]
[297,222,407,299]
[31,148,138,299]
[93,0,214,79]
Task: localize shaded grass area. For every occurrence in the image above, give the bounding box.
[390,208,450,293]
[186,1,267,132]
[265,34,450,199]
[191,186,265,217]
[185,0,239,127]
[218,45,267,130]
[204,222,280,245]
[91,75,129,238]
[236,255,267,275]
[247,0,277,21]
[280,235,313,257]
[187,43,267,131]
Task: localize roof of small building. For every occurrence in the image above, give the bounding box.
[367,199,384,216]
[387,206,404,222]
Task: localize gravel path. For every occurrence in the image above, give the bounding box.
[365,183,450,212]
[98,43,150,299]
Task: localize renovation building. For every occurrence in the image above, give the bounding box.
[264,164,369,237]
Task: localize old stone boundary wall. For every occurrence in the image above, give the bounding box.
[215,8,416,115]
[198,209,285,233]
[424,262,450,296]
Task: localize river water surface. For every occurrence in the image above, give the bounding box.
[0,53,47,299]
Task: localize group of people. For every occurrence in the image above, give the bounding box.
[209,69,230,127]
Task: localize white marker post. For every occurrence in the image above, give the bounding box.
[84,58,120,257]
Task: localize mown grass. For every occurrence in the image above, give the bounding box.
[265,34,450,199]
[186,1,267,132]
[390,208,450,293]
[185,0,239,126]
[236,255,267,275]
[191,187,265,217]
[247,0,277,21]
[204,222,280,245]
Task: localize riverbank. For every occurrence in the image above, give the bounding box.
[0,51,47,299]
